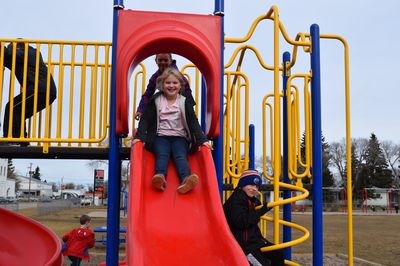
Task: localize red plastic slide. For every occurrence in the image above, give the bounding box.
[116,10,221,138]
[0,207,63,265]
[125,142,248,265]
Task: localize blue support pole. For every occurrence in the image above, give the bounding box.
[201,78,207,131]
[282,51,292,260]
[249,124,255,169]
[213,0,224,197]
[106,1,124,265]
[310,24,323,266]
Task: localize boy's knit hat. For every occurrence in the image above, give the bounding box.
[237,169,262,188]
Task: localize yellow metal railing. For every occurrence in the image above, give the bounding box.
[286,75,312,182]
[0,38,112,152]
[223,71,250,182]
[223,6,313,255]
[181,64,202,116]
[223,4,352,265]
[320,33,353,265]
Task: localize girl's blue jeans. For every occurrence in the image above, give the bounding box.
[153,135,190,182]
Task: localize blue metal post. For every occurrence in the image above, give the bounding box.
[282,51,292,260]
[310,24,323,266]
[201,78,207,131]
[249,124,255,169]
[213,0,224,196]
[106,1,124,265]
[123,188,128,217]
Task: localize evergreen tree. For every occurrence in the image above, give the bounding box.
[7,159,17,180]
[32,166,41,181]
[348,143,362,200]
[7,159,20,191]
[322,136,335,187]
[299,132,310,183]
[299,132,334,186]
[363,133,393,189]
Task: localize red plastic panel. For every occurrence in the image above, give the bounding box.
[125,142,248,265]
[116,10,221,137]
[0,207,63,265]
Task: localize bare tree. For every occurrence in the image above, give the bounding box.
[65,182,75,189]
[329,137,369,190]
[254,155,273,177]
[381,140,400,188]
[329,139,346,185]
[350,138,369,192]
[86,160,130,186]
[352,138,369,163]
[86,160,108,170]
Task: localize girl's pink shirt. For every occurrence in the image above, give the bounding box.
[157,94,187,138]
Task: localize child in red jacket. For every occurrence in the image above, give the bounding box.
[62,214,95,266]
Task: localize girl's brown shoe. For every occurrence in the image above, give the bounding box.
[177,174,198,194]
[152,174,167,191]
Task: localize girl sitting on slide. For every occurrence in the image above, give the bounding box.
[133,67,211,194]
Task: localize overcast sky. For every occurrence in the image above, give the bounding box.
[2,0,400,184]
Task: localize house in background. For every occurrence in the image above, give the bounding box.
[16,174,52,199]
[0,158,16,198]
[361,187,399,210]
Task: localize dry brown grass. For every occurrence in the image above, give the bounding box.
[19,206,119,237]
[20,207,400,265]
[290,213,400,266]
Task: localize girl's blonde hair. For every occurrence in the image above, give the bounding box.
[156,67,184,92]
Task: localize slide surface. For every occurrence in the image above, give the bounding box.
[0,207,63,266]
[126,142,248,265]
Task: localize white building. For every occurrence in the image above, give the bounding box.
[0,158,16,198]
[16,174,53,198]
[362,187,392,208]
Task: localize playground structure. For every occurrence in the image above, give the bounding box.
[0,2,354,266]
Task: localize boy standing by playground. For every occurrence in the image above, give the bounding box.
[133,67,211,194]
[134,53,195,120]
[62,214,95,266]
[223,169,284,266]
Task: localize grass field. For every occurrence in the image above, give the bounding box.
[291,213,400,266]
[19,206,400,265]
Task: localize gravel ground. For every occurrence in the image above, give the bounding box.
[68,252,381,266]
[292,253,382,266]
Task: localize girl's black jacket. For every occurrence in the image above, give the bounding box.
[134,92,208,153]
